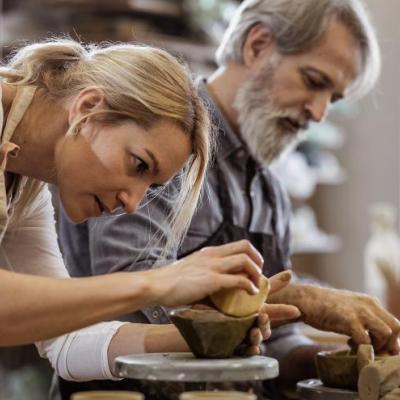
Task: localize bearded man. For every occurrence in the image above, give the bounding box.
[55,0,399,398]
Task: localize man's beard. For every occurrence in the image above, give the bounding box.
[234,58,308,165]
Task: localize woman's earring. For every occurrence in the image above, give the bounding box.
[70,124,81,136]
[74,125,81,135]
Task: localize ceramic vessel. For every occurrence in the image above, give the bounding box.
[316,346,377,390]
[180,391,256,399]
[71,391,144,399]
[169,308,257,358]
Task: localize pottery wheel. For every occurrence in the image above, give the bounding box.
[114,352,279,382]
[297,379,359,400]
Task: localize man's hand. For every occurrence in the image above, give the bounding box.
[239,270,301,356]
[270,284,400,355]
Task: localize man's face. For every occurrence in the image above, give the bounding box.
[234,17,362,164]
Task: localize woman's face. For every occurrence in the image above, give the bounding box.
[56,117,192,223]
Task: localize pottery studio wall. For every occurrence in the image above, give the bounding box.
[310,0,400,292]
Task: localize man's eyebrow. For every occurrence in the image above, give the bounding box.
[145,149,160,176]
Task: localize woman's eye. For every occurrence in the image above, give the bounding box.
[132,155,149,175]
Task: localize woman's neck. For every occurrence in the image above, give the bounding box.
[2,84,68,184]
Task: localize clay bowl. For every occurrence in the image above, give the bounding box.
[180,391,256,399]
[316,347,381,391]
[169,308,257,359]
[316,350,359,390]
[71,391,144,399]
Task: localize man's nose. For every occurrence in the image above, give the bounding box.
[305,94,330,122]
[118,185,149,214]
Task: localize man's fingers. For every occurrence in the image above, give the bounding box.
[268,270,292,294]
[350,325,371,346]
[191,304,214,311]
[249,327,263,346]
[365,317,394,352]
[245,345,261,356]
[368,297,400,336]
[389,337,400,355]
[262,303,301,321]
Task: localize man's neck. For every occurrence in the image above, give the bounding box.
[206,65,246,136]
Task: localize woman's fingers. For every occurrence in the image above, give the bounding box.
[215,273,259,295]
[201,240,263,269]
[215,254,262,287]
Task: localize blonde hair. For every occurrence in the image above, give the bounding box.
[0,39,211,255]
[216,0,381,101]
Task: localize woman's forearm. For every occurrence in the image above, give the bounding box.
[0,239,265,347]
[107,323,189,369]
[0,269,153,346]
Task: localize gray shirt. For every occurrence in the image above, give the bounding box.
[59,79,312,360]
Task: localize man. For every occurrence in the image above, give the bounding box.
[55,0,399,398]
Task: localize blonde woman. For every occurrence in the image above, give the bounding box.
[0,39,290,381]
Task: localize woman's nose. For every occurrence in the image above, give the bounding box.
[118,185,148,214]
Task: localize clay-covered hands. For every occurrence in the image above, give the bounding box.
[240,270,301,356]
[144,240,264,308]
[290,286,400,355]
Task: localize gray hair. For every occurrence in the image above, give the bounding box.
[216,0,381,100]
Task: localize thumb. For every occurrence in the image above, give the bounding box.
[268,270,292,295]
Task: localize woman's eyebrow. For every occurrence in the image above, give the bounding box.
[144,149,160,176]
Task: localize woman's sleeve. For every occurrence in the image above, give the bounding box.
[2,186,127,380]
[36,321,127,381]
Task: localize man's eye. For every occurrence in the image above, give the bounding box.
[132,156,149,175]
[304,74,326,90]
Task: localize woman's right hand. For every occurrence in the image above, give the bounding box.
[144,240,264,308]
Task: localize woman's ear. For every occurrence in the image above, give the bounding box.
[242,23,275,68]
[68,87,106,125]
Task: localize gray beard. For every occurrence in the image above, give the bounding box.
[234,63,305,165]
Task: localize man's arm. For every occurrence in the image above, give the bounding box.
[268,283,400,354]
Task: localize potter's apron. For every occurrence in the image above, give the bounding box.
[179,158,287,278]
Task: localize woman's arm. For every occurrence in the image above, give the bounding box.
[0,269,151,346]
[1,188,263,347]
[0,239,263,346]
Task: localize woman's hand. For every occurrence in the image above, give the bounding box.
[239,271,301,356]
[144,240,264,308]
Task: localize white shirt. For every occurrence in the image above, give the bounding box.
[0,84,126,381]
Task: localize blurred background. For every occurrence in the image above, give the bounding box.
[1,0,400,398]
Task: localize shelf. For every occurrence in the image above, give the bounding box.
[291,234,342,254]
[315,167,347,185]
[42,0,184,18]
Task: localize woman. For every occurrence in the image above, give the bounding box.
[0,39,298,381]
